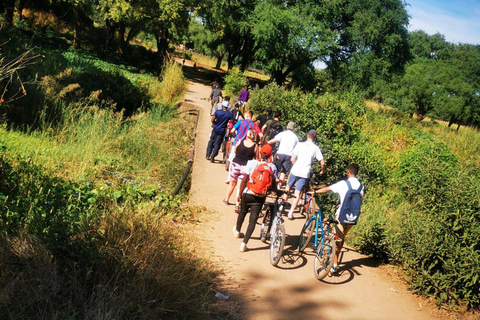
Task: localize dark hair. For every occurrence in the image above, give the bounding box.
[347,163,359,176]
[234,103,240,108]
[274,110,282,118]
[224,96,230,101]
[266,108,272,115]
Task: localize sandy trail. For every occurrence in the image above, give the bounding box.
[184,65,436,319]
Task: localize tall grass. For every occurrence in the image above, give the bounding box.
[0,200,215,319]
[154,60,186,104]
[0,31,219,318]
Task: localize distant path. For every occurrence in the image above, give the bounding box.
[184,61,437,319]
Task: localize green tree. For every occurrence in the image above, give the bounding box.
[408,30,452,60]
[197,0,257,71]
[315,0,410,90]
[187,19,226,69]
[397,58,474,127]
[251,0,333,85]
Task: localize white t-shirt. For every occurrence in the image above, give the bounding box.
[274,130,299,156]
[243,160,278,195]
[290,141,323,178]
[329,177,364,217]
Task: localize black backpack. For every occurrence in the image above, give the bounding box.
[337,180,364,225]
[265,120,283,141]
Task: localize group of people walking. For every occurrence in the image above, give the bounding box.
[204,82,363,272]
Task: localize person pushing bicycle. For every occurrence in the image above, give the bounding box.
[282,129,325,220]
[311,163,364,273]
[233,144,279,252]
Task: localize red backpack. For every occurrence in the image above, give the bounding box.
[247,162,274,197]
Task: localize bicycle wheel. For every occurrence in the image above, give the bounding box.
[298,217,315,252]
[260,207,272,243]
[270,222,286,266]
[313,224,336,280]
[306,198,316,220]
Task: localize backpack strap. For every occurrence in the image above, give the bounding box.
[345,179,352,191]
[346,179,363,193]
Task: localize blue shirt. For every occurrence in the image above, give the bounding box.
[213,109,233,135]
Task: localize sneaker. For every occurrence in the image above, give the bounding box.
[330,264,338,273]
[287,210,294,220]
[239,242,247,252]
[232,226,239,238]
[223,199,229,205]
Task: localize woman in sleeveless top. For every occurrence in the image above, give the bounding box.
[224,129,258,212]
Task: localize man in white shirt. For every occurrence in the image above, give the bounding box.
[283,129,325,220]
[313,163,364,273]
[267,121,298,187]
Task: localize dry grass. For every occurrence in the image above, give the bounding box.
[155,60,186,104]
[0,206,218,319]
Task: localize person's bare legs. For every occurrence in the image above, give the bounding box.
[287,189,301,219]
[236,175,247,205]
[225,180,237,203]
[278,172,286,188]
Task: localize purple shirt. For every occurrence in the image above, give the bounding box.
[238,89,250,102]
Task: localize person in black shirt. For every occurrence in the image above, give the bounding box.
[254,108,272,133]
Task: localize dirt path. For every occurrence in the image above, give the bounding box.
[184,64,437,319]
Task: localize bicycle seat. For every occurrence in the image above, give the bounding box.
[327,216,339,224]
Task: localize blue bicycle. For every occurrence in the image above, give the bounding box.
[298,192,338,280]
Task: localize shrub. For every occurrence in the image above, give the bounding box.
[223,66,247,97]
[249,83,365,186]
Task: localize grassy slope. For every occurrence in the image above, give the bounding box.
[0,26,221,319]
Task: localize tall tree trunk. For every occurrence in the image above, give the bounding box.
[155,30,169,58]
[17,0,25,21]
[227,51,237,70]
[215,53,224,69]
[126,24,141,44]
[4,0,15,25]
[240,37,253,72]
[271,65,296,86]
[72,6,81,49]
[118,20,126,54]
[105,20,116,49]
[448,115,456,128]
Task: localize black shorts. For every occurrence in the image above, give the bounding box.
[274,154,292,174]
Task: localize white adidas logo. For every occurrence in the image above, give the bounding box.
[346,213,357,222]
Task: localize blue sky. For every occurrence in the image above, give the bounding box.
[407,0,480,44]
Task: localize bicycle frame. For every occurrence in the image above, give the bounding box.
[312,210,327,251]
[298,204,337,280]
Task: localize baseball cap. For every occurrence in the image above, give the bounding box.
[287,121,295,130]
[222,100,229,108]
[260,144,273,157]
[307,129,317,139]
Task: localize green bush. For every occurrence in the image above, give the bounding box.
[251,84,480,309]
[249,83,365,186]
[223,66,247,97]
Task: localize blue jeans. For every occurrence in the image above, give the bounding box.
[206,131,224,159]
